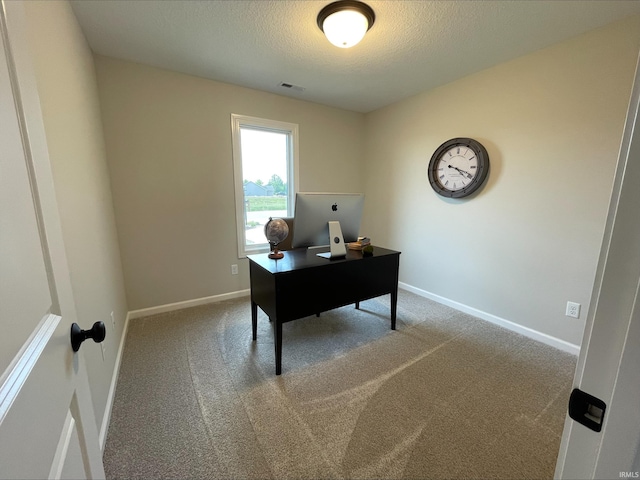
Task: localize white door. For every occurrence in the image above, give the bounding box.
[555,52,640,478]
[0,2,104,479]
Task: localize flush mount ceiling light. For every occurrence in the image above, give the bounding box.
[317,0,375,49]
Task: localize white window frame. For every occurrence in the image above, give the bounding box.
[231,114,299,258]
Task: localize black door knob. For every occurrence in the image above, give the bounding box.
[70,321,106,352]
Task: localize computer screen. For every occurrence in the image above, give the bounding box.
[291,192,364,249]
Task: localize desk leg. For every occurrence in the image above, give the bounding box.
[251,301,258,341]
[390,289,398,330]
[274,319,282,375]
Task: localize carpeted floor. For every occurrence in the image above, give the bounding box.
[103,290,576,479]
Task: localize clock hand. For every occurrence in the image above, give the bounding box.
[448,165,473,179]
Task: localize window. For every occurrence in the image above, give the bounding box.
[231,114,299,257]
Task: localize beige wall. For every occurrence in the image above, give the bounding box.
[94,57,364,310]
[362,15,640,347]
[23,1,128,440]
[94,15,640,347]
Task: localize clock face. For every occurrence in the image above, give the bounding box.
[427,138,489,198]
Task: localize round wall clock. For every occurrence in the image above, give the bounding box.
[427,137,490,198]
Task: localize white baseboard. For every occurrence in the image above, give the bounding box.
[399,282,580,356]
[99,310,131,451]
[127,289,251,320]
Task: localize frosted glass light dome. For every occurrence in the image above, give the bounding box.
[322,9,369,48]
[317,1,375,49]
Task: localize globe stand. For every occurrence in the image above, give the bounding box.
[268,243,284,259]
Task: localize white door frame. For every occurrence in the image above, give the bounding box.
[555,49,640,478]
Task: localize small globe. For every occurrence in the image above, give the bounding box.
[264,217,289,246]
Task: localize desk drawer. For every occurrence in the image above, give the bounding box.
[275,254,398,322]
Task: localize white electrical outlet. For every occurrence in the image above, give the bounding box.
[566,301,581,319]
[231,264,238,275]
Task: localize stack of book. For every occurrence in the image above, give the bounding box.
[347,236,371,250]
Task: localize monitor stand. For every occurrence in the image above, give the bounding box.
[317,221,347,259]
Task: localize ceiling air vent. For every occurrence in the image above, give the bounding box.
[278,82,305,93]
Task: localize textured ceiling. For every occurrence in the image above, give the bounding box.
[70,0,640,113]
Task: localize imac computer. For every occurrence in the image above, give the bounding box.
[291,192,364,259]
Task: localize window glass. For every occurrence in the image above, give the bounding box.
[231,115,298,256]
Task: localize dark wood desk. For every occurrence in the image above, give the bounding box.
[248,246,401,375]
